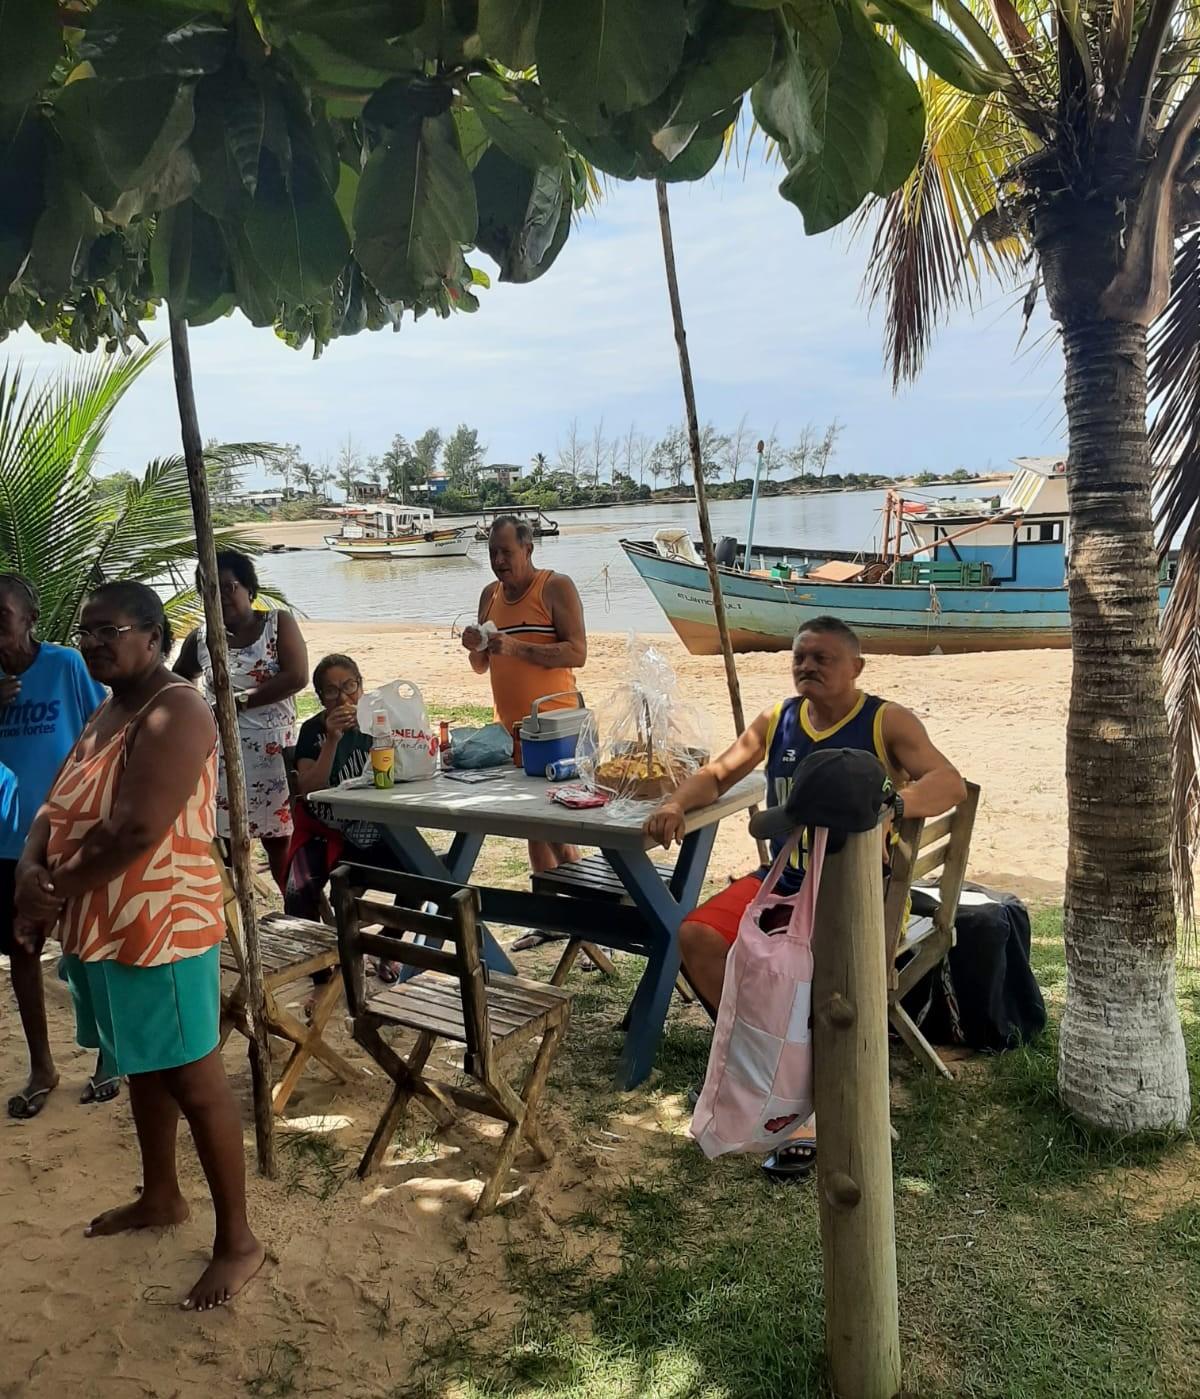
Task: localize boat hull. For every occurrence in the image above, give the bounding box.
[622,541,1172,655]
[324,531,471,560]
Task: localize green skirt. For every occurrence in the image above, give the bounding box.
[59,945,220,1077]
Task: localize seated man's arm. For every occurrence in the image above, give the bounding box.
[882,705,967,819]
[645,708,773,848]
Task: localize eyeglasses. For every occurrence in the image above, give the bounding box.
[72,623,142,645]
[320,679,361,703]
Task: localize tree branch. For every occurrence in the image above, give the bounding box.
[1121,0,1180,152]
[1103,75,1200,321]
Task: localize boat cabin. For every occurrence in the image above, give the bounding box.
[903,456,1069,588]
[327,502,438,541]
[474,506,559,540]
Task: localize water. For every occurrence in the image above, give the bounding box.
[255,484,980,631]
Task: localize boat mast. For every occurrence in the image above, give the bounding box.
[743,440,765,571]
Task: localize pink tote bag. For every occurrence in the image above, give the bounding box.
[690,827,826,1158]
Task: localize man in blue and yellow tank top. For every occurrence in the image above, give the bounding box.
[646,615,965,1176]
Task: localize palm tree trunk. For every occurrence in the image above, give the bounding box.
[1058,316,1190,1130]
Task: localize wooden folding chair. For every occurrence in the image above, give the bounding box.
[214,844,358,1114]
[330,862,574,1217]
[882,782,980,1079]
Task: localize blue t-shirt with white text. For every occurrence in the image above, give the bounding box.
[0,643,107,860]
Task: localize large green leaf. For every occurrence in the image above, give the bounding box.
[668,5,775,126]
[0,0,60,105]
[79,0,232,79]
[536,0,689,128]
[869,0,998,95]
[776,3,889,234]
[28,150,98,294]
[474,148,570,282]
[353,114,477,301]
[658,130,724,181]
[465,73,564,168]
[750,25,818,167]
[478,0,541,69]
[243,150,350,302]
[0,111,47,292]
[150,199,232,319]
[54,76,197,215]
[191,68,264,212]
[867,17,924,197]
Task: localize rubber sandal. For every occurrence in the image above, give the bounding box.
[375,958,400,984]
[80,1075,121,1105]
[762,1139,817,1183]
[511,930,565,951]
[7,1086,55,1120]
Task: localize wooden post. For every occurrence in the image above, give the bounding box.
[168,311,277,1179]
[654,180,769,864]
[811,825,901,1399]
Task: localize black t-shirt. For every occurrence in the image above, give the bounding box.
[296,713,376,845]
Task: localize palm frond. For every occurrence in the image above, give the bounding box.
[856,80,1034,386]
[1149,230,1200,949]
[0,352,282,643]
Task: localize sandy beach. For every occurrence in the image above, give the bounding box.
[0,614,1070,1396]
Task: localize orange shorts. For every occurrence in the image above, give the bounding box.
[683,875,765,946]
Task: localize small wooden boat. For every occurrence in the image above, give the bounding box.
[622,459,1177,655]
[323,503,471,560]
[474,506,560,542]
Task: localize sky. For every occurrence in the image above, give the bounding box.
[4,158,1066,488]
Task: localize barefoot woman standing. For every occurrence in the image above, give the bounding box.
[14,581,264,1310]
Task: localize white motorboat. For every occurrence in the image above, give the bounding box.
[323,503,471,560]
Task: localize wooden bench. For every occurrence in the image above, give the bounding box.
[531,853,695,1002]
[883,782,980,1078]
[215,845,358,1114]
[331,863,574,1217]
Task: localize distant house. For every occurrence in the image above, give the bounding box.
[412,469,449,497]
[479,463,524,489]
[234,489,287,509]
[344,478,387,503]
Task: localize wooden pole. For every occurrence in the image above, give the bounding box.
[654,180,769,864]
[811,826,901,1398]
[168,310,277,1179]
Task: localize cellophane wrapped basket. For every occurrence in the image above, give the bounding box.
[578,638,713,810]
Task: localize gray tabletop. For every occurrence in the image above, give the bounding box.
[311,769,766,851]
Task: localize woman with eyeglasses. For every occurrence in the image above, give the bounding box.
[0,572,111,1119]
[285,654,399,981]
[174,549,307,890]
[13,581,263,1310]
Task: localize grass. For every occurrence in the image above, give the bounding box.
[408,909,1200,1399]
[292,693,492,727]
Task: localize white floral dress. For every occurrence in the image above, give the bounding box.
[198,610,296,841]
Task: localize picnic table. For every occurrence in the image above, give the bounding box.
[311,767,765,1087]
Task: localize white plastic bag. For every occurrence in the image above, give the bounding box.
[357,680,437,782]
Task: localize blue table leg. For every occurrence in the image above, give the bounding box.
[605,829,716,1089]
[375,825,515,976]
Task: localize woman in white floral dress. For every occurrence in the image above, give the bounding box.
[175,550,308,888]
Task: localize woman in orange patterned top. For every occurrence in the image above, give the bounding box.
[14,582,263,1312]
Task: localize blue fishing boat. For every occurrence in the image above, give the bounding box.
[622,457,1177,655]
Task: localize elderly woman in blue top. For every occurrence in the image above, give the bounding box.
[0,574,110,1119]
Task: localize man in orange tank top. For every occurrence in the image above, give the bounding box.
[462,517,587,907]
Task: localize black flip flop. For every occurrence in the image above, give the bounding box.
[7,1085,55,1120]
[374,958,400,984]
[80,1075,121,1105]
[762,1139,817,1183]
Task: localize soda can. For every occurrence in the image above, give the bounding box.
[545,759,578,782]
